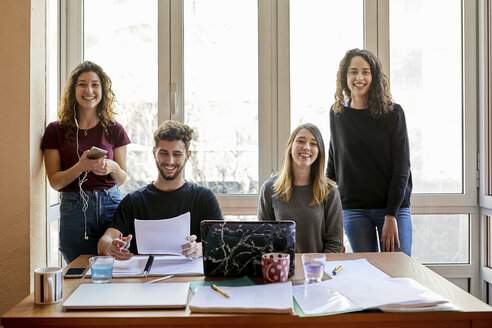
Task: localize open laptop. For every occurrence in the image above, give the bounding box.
[201,220,296,277]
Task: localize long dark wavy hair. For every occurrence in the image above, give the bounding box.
[58,61,117,138]
[333,48,394,116]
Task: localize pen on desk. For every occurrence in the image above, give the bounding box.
[332,265,342,276]
[119,233,123,253]
[211,284,230,298]
[145,275,174,284]
[143,254,155,278]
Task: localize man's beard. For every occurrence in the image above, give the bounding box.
[156,159,186,181]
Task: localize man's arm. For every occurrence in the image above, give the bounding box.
[97,227,133,260]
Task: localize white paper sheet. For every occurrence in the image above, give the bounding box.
[293,276,455,315]
[134,212,190,255]
[292,282,361,315]
[87,255,204,277]
[149,255,204,275]
[63,283,190,309]
[189,281,294,313]
[324,258,390,279]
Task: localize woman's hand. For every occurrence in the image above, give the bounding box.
[92,158,120,176]
[381,215,400,252]
[78,150,107,173]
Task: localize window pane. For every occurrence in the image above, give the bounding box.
[488,216,492,267]
[390,0,462,193]
[84,0,158,194]
[183,0,258,195]
[412,214,469,264]
[47,219,60,267]
[47,0,59,206]
[290,0,363,142]
[224,215,257,221]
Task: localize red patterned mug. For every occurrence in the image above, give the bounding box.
[261,253,290,283]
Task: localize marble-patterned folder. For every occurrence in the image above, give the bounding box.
[201,220,296,277]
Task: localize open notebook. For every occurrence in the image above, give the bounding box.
[189,281,293,314]
[86,255,203,277]
[293,259,458,316]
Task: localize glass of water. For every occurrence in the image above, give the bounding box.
[89,256,115,284]
[302,253,325,282]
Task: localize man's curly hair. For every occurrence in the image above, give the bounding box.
[153,120,194,150]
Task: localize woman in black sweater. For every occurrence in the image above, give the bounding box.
[326,48,413,256]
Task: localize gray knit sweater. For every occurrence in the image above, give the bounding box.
[258,177,344,253]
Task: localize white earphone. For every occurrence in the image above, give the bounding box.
[74,104,89,240]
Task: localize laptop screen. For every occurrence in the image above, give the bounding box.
[201,220,296,277]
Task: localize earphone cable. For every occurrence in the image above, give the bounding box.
[75,111,90,240]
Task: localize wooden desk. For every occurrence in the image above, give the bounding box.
[2,253,491,328]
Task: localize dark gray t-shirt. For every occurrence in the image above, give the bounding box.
[110,182,223,254]
[258,177,343,253]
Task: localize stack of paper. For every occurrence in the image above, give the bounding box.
[293,259,458,315]
[189,281,294,313]
[63,282,190,310]
[87,255,204,277]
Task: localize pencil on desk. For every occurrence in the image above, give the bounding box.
[211,284,230,298]
[332,265,342,275]
[145,275,174,283]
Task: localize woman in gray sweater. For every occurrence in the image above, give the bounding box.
[258,123,344,253]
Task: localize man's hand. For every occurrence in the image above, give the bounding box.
[98,228,133,261]
[181,235,202,259]
[381,215,400,252]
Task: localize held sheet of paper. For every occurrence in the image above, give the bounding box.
[134,212,190,255]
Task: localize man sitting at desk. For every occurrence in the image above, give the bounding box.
[97,120,223,260]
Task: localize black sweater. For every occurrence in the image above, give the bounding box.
[326,104,412,217]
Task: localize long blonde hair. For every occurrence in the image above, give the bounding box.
[273,123,334,205]
[58,61,117,138]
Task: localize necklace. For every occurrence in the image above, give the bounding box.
[83,130,88,136]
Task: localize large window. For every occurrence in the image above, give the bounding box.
[84,0,158,194]
[54,0,483,297]
[183,0,258,194]
[390,0,462,194]
[289,0,364,141]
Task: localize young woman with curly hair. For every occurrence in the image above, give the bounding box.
[41,61,131,263]
[258,123,343,253]
[327,48,413,256]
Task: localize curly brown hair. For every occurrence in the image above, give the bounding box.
[58,61,117,138]
[153,120,194,150]
[333,48,393,116]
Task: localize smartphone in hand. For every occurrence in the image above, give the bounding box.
[87,146,107,159]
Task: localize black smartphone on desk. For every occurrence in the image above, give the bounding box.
[63,267,86,278]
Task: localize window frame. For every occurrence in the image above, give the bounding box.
[480,0,492,302]
[59,0,482,297]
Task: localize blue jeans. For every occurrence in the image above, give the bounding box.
[343,208,412,256]
[59,185,123,263]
